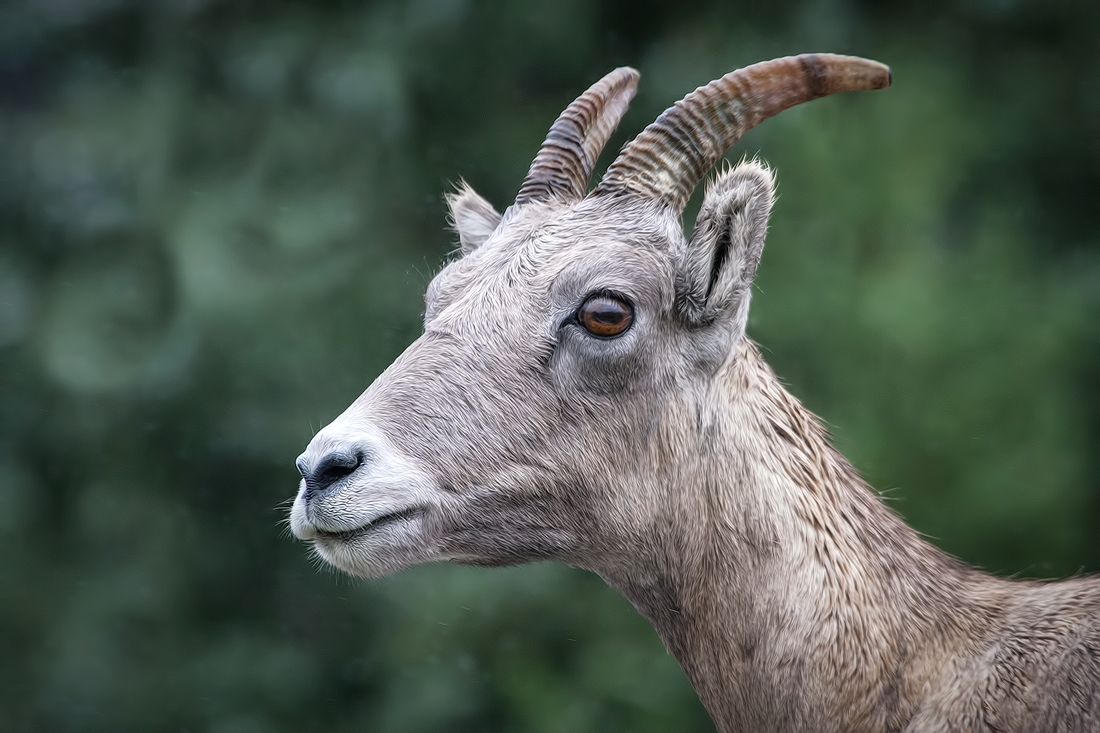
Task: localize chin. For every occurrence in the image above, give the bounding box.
[309,513,437,578]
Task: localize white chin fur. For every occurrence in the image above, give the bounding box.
[310,512,435,578]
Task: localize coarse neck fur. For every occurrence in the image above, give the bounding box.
[600,340,1010,732]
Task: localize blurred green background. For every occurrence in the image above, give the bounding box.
[1,0,1098,730]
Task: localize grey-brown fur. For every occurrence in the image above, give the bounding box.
[290,58,1100,732]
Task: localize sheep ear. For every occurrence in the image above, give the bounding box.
[446,182,503,254]
[676,161,775,334]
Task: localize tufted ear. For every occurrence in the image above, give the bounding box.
[446,181,503,254]
[676,161,775,334]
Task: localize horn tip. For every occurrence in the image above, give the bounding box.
[801,53,892,92]
[852,56,892,90]
[611,66,641,88]
[863,59,892,90]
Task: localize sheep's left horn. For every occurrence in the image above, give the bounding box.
[594,54,891,211]
[514,67,640,205]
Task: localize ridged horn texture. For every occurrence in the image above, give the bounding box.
[514,67,640,205]
[594,54,891,210]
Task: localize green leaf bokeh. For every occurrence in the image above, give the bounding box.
[1,1,1098,730]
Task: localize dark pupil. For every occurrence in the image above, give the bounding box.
[580,296,632,336]
[589,301,624,324]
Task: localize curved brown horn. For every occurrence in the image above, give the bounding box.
[514,67,640,205]
[594,54,891,210]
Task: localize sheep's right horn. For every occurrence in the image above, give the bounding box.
[594,54,891,211]
[514,67,640,206]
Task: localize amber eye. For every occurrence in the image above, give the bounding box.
[577,294,634,338]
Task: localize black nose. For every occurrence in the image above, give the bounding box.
[297,450,364,500]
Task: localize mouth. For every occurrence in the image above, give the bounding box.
[313,507,424,542]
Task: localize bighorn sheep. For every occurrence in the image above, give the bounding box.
[290,54,1100,731]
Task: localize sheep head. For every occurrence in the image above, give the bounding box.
[289,55,891,580]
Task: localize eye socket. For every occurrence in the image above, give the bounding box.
[577,293,634,338]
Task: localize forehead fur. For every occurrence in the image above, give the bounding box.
[431,195,683,310]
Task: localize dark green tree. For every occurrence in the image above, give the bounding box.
[1,1,1097,730]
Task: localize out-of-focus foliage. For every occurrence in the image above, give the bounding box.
[1,0,1097,730]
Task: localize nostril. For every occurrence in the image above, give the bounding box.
[303,450,364,499]
[316,451,362,483]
